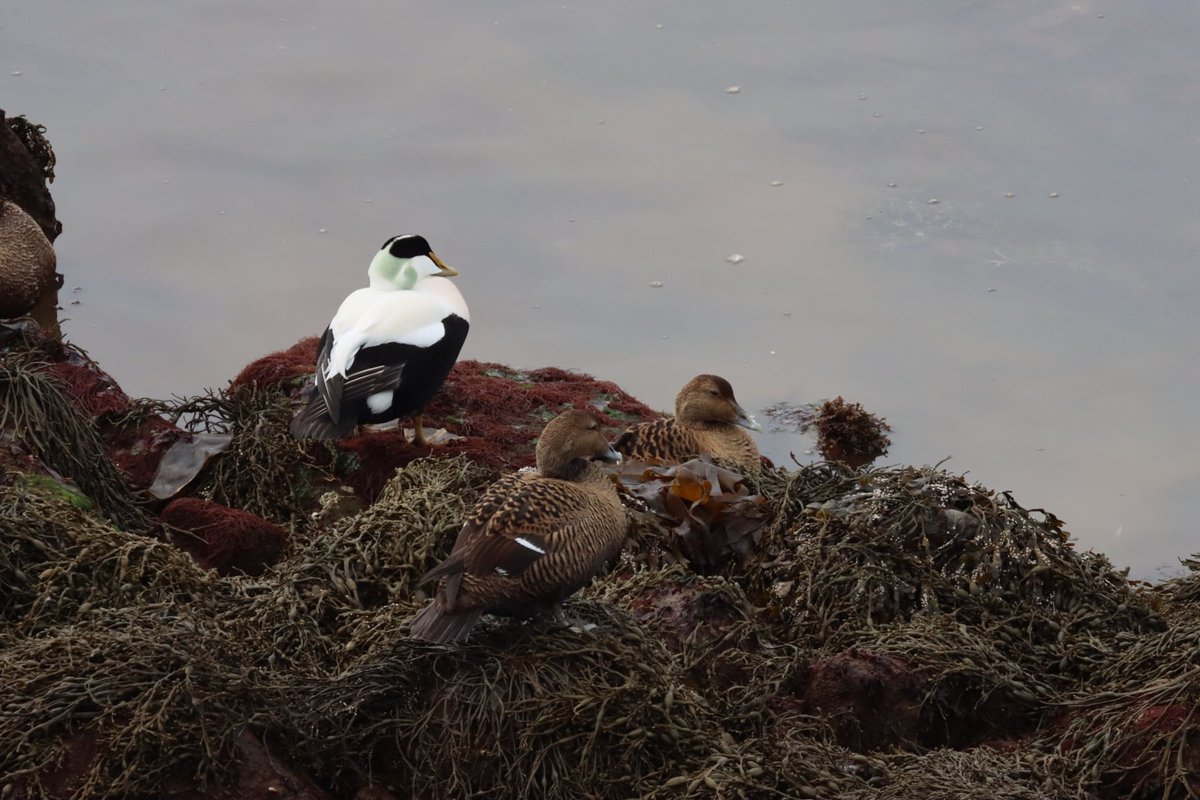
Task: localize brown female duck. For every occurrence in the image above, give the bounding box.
[614,374,762,472]
[409,410,628,643]
[0,199,58,319]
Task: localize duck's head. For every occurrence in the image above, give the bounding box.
[367,234,459,289]
[536,410,621,479]
[675,374,762,431]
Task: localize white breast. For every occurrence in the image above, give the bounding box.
[415,276,470,322]
[324,284,459,379]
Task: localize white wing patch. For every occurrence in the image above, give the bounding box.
[515,537,546,555]
[366,390,394,414]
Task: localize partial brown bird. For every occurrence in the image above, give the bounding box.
[614,374,762,472]
[409,409,628,643]
[0,199,58,319]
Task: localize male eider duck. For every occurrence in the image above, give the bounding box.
[409,410,628,644]
[615,374,762,472]
[290,234,469,444]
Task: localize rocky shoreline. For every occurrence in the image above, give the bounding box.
[2,111,1198,799]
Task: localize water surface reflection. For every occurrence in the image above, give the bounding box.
[4,0,1198,577]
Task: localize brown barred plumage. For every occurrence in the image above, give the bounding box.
[409,410,628,643]
[614,374,762,473]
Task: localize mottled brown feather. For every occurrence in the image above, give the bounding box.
[615,375,761,472]
[410,411,628,643]
[0,199,57,318]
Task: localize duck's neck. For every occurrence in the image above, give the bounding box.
[367,252,419,290]
[539,456,606,483]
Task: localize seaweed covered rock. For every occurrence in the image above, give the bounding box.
[235,456,489,671]
[1048,608,1200,799]
[284,601,836,800]
[751,462,1162,675]
[0,483,218,637]
[822,613,1052,749]
[230,342,659,500]
[586,566,800,735]
[0,606,319,799]
[797,648,927,752]
[6,327,1200,799]
[841,746,1070,800]
[0,337,152,529]
[0,109,60,241]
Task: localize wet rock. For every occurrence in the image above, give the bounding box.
[0,198,59,318]
[0,109,60,241]
[161,497,287,576]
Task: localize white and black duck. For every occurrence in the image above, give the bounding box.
[290,234,469,445]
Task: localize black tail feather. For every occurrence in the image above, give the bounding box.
[290,397,356,440]
[408,601,482,644]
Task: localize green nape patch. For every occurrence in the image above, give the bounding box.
[15,472,95,512]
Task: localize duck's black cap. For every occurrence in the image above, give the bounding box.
[382,234,433,259]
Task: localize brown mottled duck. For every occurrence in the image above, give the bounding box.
[0,199,58,319]
[409,410,628,643]
[614,374,762,472]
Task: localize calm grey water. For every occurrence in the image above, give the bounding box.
[4,1,1198,578]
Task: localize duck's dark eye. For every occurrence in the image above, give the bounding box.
[708,389,719,396]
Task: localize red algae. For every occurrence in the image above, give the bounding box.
[797,649,926,752]
[228,336,320,392]
[44,359,132,418]
[105,415,186,492]
[230,344,660,494]
[260,354,663,501]
[161,497,287,576]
